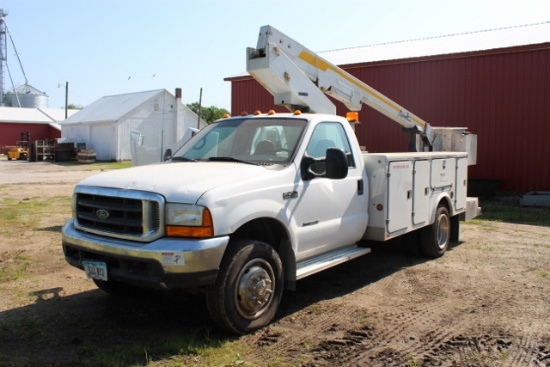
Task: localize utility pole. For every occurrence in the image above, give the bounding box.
[64,81,68,119]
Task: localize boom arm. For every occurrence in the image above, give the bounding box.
[247,25,435,150]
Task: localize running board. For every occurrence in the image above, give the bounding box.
[296,246,371,280]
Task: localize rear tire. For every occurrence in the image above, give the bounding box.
[421,205,451,258]
[207,240,283,334]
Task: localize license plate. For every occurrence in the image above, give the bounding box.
[82,261,108,281]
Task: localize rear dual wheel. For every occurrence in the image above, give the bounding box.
[421,205,451,258]
[207,240,283,334]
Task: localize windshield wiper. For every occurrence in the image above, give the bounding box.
[170,156,197,162]
[208,157,259,166]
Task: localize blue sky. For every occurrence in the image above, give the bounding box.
[1,0,549,112]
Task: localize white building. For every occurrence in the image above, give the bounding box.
[60,89,205,162]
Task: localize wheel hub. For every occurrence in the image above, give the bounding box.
[436,213,450,249]
[236,261,274,319]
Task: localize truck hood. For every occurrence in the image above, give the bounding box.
[77,162,283,203]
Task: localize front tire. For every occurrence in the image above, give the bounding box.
[421,205,451,258]
[207,240,283,334]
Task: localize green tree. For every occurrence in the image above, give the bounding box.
[186,102,229,124]
[67,104,83,110]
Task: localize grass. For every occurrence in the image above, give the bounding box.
[472,193,550,227]
[0,196,72,237]
[74,330,250,367]
[405,354,423,367]
[0,252,30,283]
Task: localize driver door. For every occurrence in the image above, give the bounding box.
[291,121,367,261]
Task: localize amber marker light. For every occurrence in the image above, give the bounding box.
[267,110,276,115]
[346,112,359,122]
[293,110,302,115]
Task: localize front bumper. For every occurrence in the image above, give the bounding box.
[62,220,229,289]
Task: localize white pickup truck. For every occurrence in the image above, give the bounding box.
[62,110,477,333]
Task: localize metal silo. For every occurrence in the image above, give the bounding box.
[6,83,49,108]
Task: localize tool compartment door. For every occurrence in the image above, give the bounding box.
[387,161,413,233]
[455,157,467,211]
[431,158,456,190]
[413,160,430,225]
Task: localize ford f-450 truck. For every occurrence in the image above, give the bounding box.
[62,26,479,334]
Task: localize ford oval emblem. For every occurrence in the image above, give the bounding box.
[96,209,110,219]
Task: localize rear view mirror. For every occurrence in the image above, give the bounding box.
[301,148,348,180]
[325,148,348,179]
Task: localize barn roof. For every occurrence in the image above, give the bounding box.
[0,107,77,131]
[61,89,166,125]
[320,21,550,66]
[226,21,550,81]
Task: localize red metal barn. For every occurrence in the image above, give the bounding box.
[226,23,550,192]
[0,107,65,154]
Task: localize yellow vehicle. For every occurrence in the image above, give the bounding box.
[7,143,29,160]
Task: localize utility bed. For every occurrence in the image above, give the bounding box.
[362,152,469,241]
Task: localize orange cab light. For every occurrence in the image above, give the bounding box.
[222,113,231,118]
[267,109,276,115]
[240,111,248,116]
[253,110,262,115]
[293,110,302,115]
[346,112,359,122]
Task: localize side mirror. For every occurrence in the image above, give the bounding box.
[325,148,349,179]
[163,148,172,161]
[301,148,348,180]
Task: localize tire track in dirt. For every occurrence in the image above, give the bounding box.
[258,251,550,367]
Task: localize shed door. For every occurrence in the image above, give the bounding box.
[91,124,116,161]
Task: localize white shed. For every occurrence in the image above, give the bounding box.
[60,89,205,162]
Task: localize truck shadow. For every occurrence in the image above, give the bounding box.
[278,233,462,318]
[0,236,463,366]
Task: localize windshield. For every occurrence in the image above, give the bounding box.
[172,117,307,164]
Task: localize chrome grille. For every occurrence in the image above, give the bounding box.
[74,186,165,242]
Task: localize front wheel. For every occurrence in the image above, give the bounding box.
[420,205,451,258]
[207,240,283,334]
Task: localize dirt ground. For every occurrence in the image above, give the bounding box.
[0,159,549,367]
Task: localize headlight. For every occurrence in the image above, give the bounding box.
[165,203,213,238]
